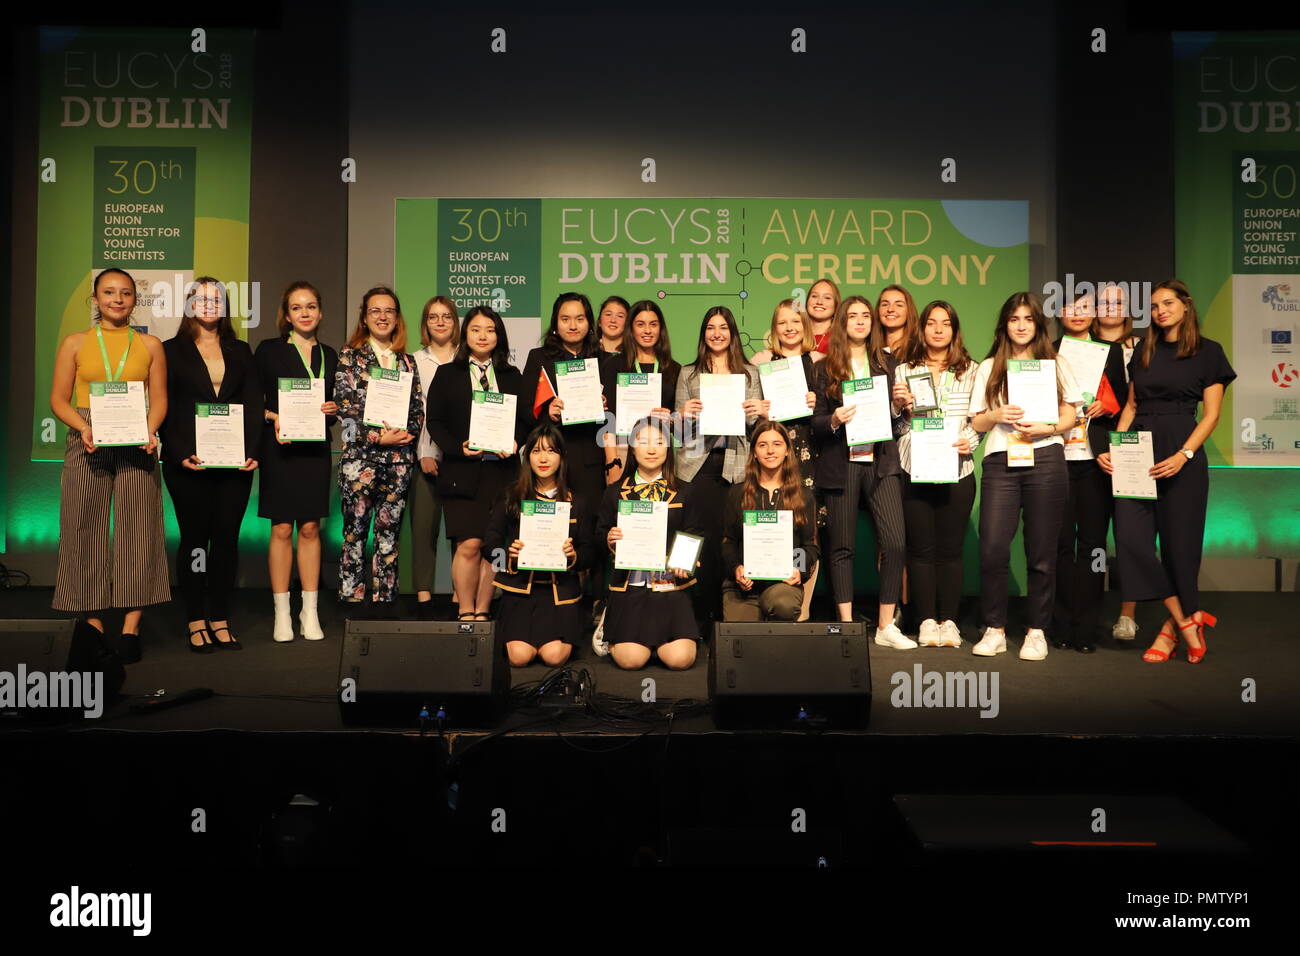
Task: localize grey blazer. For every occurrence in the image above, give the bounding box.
[673,361,763,484]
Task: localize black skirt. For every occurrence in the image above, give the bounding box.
[258,437,332,522]
[495,583,584,647]
[443,460,514,540]
[605,585,699,648]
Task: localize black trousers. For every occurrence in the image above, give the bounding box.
[903,473,976,623]
[1053,459,1111,644]
[686,448,731,621]
[824,464,905,607]
[163,463,254,621]
[978,445,1067,629]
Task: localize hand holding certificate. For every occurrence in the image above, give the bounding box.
[517,500,572,572]
[614,500,668,571]
[742,510,795,581]
[698,373,746,436]
[759,359,811,422]
[615,372,662,435]
[908,417,960,483]
[1057,337,1110,405]
[277,378,327,441]
[362,367,414,428]
[842,376,893,447]
[195,403,246,468]
[468,391,518,454]
[89,381,149,447]
[1006,359,1059,424]
[1108,431,1157,499]
[555,359,604,425]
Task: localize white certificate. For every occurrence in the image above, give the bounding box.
[468,390,518,454]
[615,372,662,435]
[909,416,960,483]
[698,373,747,436]
[614,499,668,571]
[1007,359,1059,424]
[742,509,794,581]
[362,367,414,428]
[759,358,811,422]
[277,378,326,442]
[88,381,148,447]
[1057,337,1110,405]
[195,403,245,468]
[842,376,892,447]
[517,500,571,572]
[1109,431,1157,500]
[555,358,604,425]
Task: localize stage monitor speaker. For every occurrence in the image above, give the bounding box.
[0,618,126,723]
[708,622,871,730]
[337,619,509,728]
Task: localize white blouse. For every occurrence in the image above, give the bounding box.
[414,347,452,461]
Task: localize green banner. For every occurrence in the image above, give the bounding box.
[32,27,254,460]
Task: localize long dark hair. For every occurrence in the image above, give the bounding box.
[982,292,1064,408]
[688,305,748,376]
[742,420,807,533]
[455,305,513,369]
[905,299,972,375]
[627,416,679,491]
[618,300,676,372]
[875,284,920,358]
[544,292,597,357]
[507,422,571,517]
[1138,278,1202,370]
[179,276,237,341]
[823,295,876,402]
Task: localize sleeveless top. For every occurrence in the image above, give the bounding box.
[74,323,152,407]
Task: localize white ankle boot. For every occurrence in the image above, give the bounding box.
[300,590,325,641]
[272,592,294,642]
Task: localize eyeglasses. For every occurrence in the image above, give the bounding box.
[426,313,455,322]
[367,308,398,319]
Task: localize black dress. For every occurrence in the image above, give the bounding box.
[254,338,339,523]
[1114,336,1235,615]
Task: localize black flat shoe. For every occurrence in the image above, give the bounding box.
[118,632,142,664]
[1076,641,1097,654]
[210,625,242,650]
[1051,637,1073,650]
[189,626,216,654]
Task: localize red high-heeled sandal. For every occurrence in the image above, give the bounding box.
[1142,620,1178,663]
[1180,611,1216,664]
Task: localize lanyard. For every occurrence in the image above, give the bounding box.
[369,338,395,371]
[292,337,321,379]
[96,325,134,382]
[640,358,660,374]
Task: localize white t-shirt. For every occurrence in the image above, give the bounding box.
[969,356,1081,456]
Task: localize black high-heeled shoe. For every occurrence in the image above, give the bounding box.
[189,626,215,654]
[210,624,242,651]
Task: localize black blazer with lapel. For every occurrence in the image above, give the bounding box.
[161,334,264,466]
[425,358,524,498]
[810,351,902,490]
[483,492,595,603]
[596,475,703,592]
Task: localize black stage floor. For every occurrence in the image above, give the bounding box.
[1,587,1295,737]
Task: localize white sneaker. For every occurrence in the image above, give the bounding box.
[592,605,610,657]
[1112,615,1138,640]
[874,622,918,649]
[938,620,963,647]
[917,619,942,647]
[972,628,1006,657]
[1019,628,1048,661]
[272,592,294,643]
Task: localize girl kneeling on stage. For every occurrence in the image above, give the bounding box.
[598,417,703,670]
[721,420,820,622]
[485,422,592,667]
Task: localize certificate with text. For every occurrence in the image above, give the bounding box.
[195,403,246,468]
[362,367,414,428]
[88,381,148,447]
[277,378,326,442]
[614,499,669,571]
[1007,359,1059,424]
[468,391,518,454]
[742,509,795,581]
[1109,431,1157,500]
[555,358,604,425]
[842,376,892,446]
[518,500,572,572]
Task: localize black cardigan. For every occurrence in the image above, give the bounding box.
[1053,336,1130,457]
[810,351,902,489]
[596,475,703,593]
[483,492,595,603]
[160,335,264,466]
[425,358,525,498]
[720,484,820,594]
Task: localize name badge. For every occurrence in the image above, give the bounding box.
[849,444,874,463]
[1007,433,1035,468]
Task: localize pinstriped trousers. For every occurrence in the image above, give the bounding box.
[824,463,905,606]
[52,408,171,612]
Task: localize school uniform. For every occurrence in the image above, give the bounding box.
[483,489,594,647]
[1114,337,1235,616]
[519,345,607,506]
[597,475,703,647]
[334,342,423,604]
[810,353,907,608]
[160,334,263,622]
[424,357,524,541]
[720,484,820,622]
[254,337,338,523]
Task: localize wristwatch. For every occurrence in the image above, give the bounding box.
[1180,448,1194,460]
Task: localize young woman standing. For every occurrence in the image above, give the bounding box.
[256,281,339,642]
[1098,279,1234,663]
[811,296,911,646]
[334,287,423,616]
[600,299,681,486]
[410,296,460,618]
[675,306,768,622]
[485,423,592,666]
[805,278,839,355]
[425,306,524,621]
[1052,293,1129,653]
[597,295,630,357]
[720,420,819,622]
[50,268,169,663]
[969,293,1079,661]
[161,278,262,652]
[894,300,980,648]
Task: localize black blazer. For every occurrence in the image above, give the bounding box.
[161,335,264,466]
[425,358,524,498]
[483,492,595,603]
[599,352,682,432]
[518,345,606,473]
[810,351,902,489]
[1054,336,1130,457]
[596,476,703,593]
[253,338,338,456]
